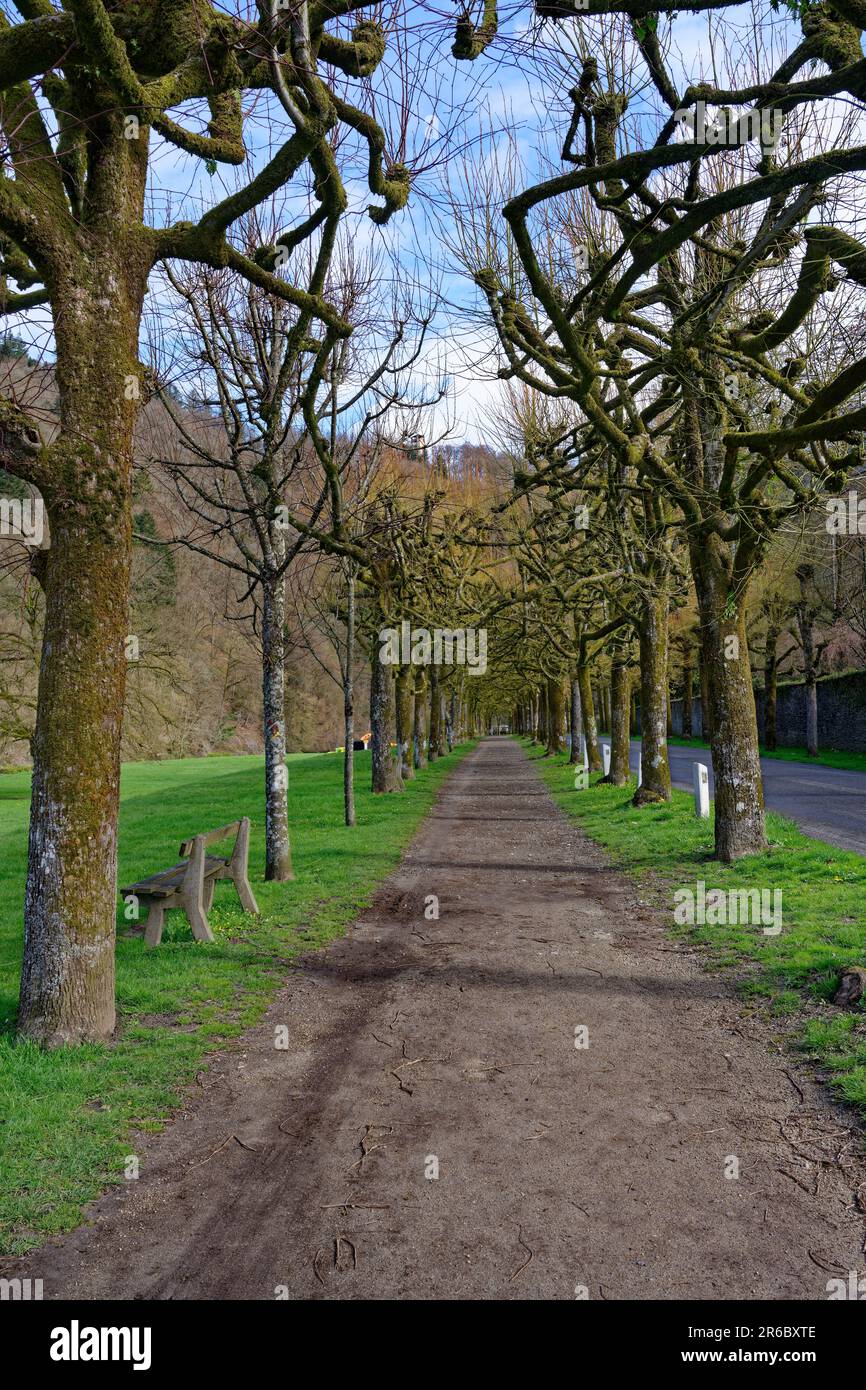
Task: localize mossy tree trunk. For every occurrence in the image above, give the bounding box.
[699,640,713,743]
[545,676,564,755]
[634,593,672,807]
[763,625,779,752]
[395,665,415,779]
[428,666,441,762]
[681,649,694,739]
[370,646,402,793]
[18,138,151,1045]
[605,657,631,785]
[536,682,548,748]
[413,671,428,769]
[796,570,820,757]
[577,663,602,771]
[691,543,766,861]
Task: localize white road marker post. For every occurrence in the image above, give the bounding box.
[580,733,588,769]
[602,742,611,775]
[693,761,710,818]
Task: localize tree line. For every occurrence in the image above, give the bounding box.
[1,0,866,1047]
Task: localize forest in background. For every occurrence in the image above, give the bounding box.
[0,343,508,766]
[4,324,866,771]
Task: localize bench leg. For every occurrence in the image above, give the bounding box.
[229,817,260,914]
[180,835,215,943]
[233,872,259,915]
[203,877,216,912]
[184,902,215,943]
[144,901,166,947]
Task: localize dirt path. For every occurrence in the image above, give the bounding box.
[13,738,866,1300]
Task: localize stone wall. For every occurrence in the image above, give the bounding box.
[669,671,866,751]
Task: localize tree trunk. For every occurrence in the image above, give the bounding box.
[577,664,602,772]
[446,691,456,751]
[763,625,779,753]
[395,666,415,779]
[545,676,564,755]
[691,545,766,860]
[437,692,447,757]
[262,570,293,880]
[20,503,128,1045]
[428,667,441,762]
[605,658,631,785]
[796,580,819,757]
[699,640,713,743]
[568,676,582,764]
[370,645,402,793]
[413,672,428,769]
[536,683,548,748]
[681,650,694,738]
[19,245,149,1045]
[602,684,611,734]
[634,593,672,806]
[343,568,356,827]
[804,680,818,757]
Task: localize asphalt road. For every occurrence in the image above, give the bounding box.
[627,739,866,856]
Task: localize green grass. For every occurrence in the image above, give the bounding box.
[662,733,866,775]
[527,741,866,1119]
[0,744,471,1255]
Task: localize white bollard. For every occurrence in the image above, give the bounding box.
[602,742,611,775]
[693,761,710,818]
[580,733,588,769]
[637,751,642,787]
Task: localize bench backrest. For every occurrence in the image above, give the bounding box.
[179,820,242,858]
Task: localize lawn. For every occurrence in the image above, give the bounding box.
[0,744,471,1255]
[528,741,866,1119]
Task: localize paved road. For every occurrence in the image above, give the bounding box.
[6,738,864,1299]
[627,739,866,856]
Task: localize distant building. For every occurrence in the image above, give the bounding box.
[406,434,426,461]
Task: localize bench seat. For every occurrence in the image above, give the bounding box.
[121,856,228,899]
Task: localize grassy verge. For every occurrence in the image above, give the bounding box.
[0,744,471,1255]
[661,733,866,775]
[526,740,866,1119]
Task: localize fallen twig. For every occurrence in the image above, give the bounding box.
[509,1225,534,1282]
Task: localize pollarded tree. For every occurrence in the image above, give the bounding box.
[565,444,690,805]
[458,2,866,858]
[0,0,417,1043]
[149,224,434,873]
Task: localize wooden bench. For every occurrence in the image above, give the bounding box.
[120,819,259,946]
